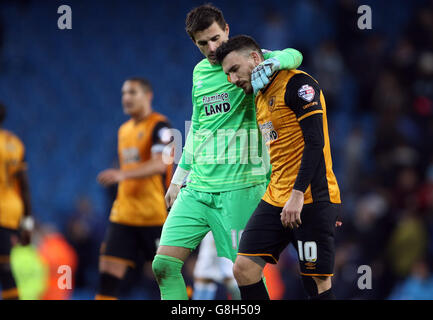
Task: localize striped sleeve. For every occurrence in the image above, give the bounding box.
[284,73,323,121]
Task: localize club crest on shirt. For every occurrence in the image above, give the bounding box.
[298,84,315,102]
[196,80,204,89]
[268,96,276,112]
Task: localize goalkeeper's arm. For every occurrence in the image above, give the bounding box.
[252,48,303,93]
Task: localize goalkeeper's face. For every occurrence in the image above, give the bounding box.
[222,50,258,94]
[194,21,229,65]
[121,80,153,117]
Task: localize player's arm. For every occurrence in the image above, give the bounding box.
[15,157,34,245]
[251,48,303,94]
[120,153,167,179]
[281,73,324,229]
[16,167,32,217]
[289,74,324,195]
[177,121,194,174]
[169,126,192,188]
[263,48,303,70]
[165,84,200,208]
[98,122,173,186]
[177,82,199,174]
[165,138,191,208]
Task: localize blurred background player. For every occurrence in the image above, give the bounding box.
[0,103,33,300]
[152,4,303,300]
[95,78,173,300]
[192,231,240,300]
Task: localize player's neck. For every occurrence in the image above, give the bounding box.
[132,108,152,123]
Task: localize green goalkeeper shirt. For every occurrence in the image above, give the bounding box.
[179,48,303,192]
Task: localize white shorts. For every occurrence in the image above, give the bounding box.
[193,232,234,283]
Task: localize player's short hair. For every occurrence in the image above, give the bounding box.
[125,77,153,93]
[185,4,226,42]
[0,103,6,125]
[215,35,264,64]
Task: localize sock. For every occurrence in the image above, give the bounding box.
[152,254,188,300]
[0,263,19,300]
[239,279,270,300]
[225,278,241,300]
[192,282,217,300]
[311,288,335,300]
[95,273,121,300]
[301,275,318,298]
[301,275,335,300]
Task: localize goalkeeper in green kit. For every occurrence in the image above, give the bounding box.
[152,4,303,300]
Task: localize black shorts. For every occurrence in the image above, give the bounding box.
[238,200,340,276]
[0,227,18,258]
[100,222,162,268]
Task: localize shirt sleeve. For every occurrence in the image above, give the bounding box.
[151,120,173,154]
[178,123,194,171]
[11,136,27,174]
[285,73,325,193]
[284,73,323,121]
[178,85,198,171]
[17,155,28,172]
[262,48,303,70]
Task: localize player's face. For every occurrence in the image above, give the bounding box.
[121,81,152,117]
[222,51,257,94]
[193,21,229,65]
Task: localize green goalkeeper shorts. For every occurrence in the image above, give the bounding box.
[159,183,266,262]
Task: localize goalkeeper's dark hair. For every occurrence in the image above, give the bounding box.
[0,102,6,125]
[185,4,226,42]
[215,35,264,64]
[126,77,153,93]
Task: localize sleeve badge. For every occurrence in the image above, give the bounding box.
[298,84,315,102]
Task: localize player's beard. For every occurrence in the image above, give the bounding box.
[244,82,253,94]
[207,54,217,65]
[236,80,253,95]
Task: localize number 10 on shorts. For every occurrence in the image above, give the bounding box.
[297,241,317,262]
